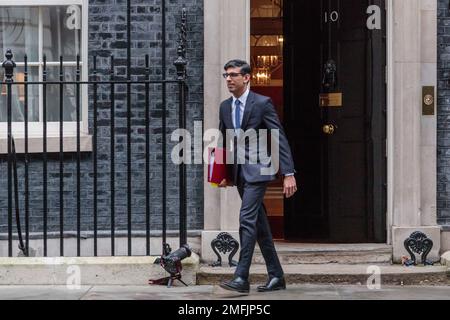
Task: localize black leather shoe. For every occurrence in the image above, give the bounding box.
[257,277,286,292]
[219,276,250,293]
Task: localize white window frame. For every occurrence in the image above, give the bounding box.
[0,0,90,152]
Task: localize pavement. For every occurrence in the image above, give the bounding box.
[0,284,449,300]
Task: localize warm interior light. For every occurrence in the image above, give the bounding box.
[251,0,284,86]
[257,55,279,68]
[253,67,271,85]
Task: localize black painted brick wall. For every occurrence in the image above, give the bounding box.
[0,0,204,236]
[438,0,450,225]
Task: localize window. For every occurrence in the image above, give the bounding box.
[0,0,88,143]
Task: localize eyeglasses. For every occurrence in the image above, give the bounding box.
[222,72,243,79]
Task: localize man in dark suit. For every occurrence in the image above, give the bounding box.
[217,59,297,293]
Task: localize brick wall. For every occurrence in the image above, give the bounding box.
[438,0,450,225]
[0,0,204,238]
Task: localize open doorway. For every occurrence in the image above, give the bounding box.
[250,0,387,243]
[250,0,285,239]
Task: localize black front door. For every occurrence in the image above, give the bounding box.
[283,0,386,243]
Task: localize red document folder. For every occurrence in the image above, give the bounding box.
[207,147,228,187]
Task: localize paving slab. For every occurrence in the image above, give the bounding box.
[0,284,449,300]
[335,285,450,300]
[0,285,91,300]
[81,285,215,300]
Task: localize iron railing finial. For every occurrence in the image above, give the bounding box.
[2,49,16,82]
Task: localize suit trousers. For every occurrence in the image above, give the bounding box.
[234,166,284,280]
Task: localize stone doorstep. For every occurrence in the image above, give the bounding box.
[251,243,393,265]
[197,264,450,286]
[252,251,393,265]
[0,254,200,286]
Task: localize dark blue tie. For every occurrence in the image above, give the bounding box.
[235,99,241,130]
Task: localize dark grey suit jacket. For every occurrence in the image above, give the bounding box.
[219,90,296,184]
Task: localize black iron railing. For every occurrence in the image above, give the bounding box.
[0,4,188,257]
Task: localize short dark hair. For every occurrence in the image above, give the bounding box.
[224,59,251,75]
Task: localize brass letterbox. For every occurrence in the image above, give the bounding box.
[319,93,343,107]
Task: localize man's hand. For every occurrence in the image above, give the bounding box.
[218,179,234,188]
[283,175,297,198]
